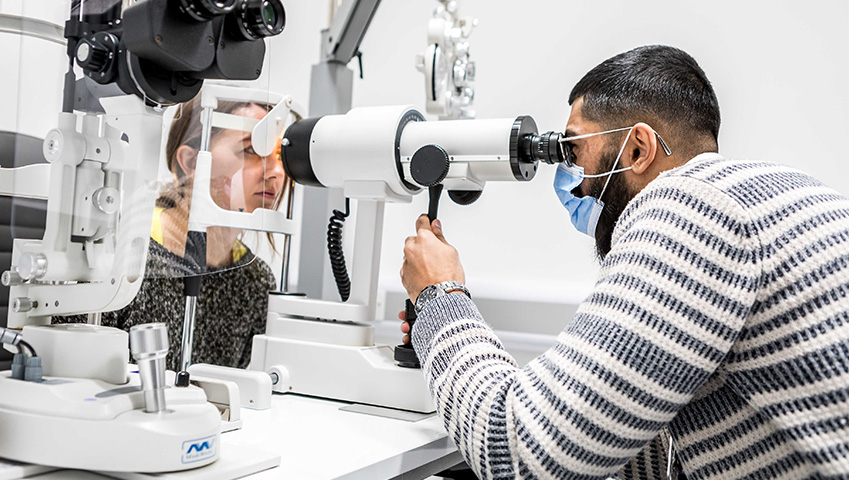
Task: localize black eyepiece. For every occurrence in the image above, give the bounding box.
[227,0,286,41]
[177,0,238,22]
[521,131,568,165]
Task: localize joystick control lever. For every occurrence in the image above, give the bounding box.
[394,184,443,369]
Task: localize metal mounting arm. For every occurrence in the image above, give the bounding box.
[324,0,382,63]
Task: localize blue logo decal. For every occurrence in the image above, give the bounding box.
[182,435,217,464]
[186,441,212,454]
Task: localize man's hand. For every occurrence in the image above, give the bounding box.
[399,309,410,345]
[400,214,465,304]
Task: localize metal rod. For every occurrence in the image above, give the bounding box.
[279,182,296,292]
[281,235,292,291]
[87,312,102,326]
[179,296,197,372]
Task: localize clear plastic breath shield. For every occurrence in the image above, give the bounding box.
[1,0,296,328]
[147,83,298,280]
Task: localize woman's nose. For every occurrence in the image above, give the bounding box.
[264,154,285,179]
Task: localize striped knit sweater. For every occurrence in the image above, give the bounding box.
[412,154,849,480]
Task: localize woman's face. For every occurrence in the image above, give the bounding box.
[208,104,285,213]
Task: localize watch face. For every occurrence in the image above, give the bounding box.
[415,285,439,313]
[429,287,440,300]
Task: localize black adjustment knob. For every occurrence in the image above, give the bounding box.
[410,144,450,187]
[175,370,190,388]
[76,33,118,83]
[76,39,107,71]
[448,190,483,205]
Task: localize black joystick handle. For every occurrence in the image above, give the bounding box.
[394,299,420,368]
[428,184,443,222]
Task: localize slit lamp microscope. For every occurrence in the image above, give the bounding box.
[0,0,285,472]
[249,106,568,412]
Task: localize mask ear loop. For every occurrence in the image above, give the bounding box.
[558,125,671,179]
[558,126,631,166]
[589,126,634,201]
[583,166,631,178]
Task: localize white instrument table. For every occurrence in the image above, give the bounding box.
[11,393,462,480]
[223,393,461,479]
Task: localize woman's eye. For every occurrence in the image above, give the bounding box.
[244,146,257,156]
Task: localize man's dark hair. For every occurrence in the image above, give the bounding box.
[570,45,720,149]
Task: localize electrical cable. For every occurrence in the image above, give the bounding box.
[327,198,351,302]
[18,340,36,357]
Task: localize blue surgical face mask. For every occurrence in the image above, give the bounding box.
[554,163,606,237]
[553,126,671,237]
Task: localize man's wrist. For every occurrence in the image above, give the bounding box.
[414,281,470,314]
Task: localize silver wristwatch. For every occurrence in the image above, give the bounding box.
[414,281,470,314]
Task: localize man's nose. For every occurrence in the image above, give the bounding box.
[572,152,586,168]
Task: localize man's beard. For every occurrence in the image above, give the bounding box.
[580,148,638,261]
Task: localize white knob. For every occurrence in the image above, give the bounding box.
[2,270,23,286]
[43,130,64,162]
[18,253,47,281]
[12,297,34,313]
[93,187,120,214]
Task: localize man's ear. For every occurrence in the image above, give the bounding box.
[627,123,659,175]
[175,145,198,177]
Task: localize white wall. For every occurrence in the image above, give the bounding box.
[371,0,850,307]
[267,0,849,320]
[1,1,846,331]
[0,0,850,320]
[3,0,847,320]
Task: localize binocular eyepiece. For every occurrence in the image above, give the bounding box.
[177,0,286,41]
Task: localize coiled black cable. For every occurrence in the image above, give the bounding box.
[327,198,351,302]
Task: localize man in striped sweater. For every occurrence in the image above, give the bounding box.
[400,45,849,479]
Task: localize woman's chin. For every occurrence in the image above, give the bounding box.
[253,196,277,211]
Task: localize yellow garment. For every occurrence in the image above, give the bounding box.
[151,206,247,263]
